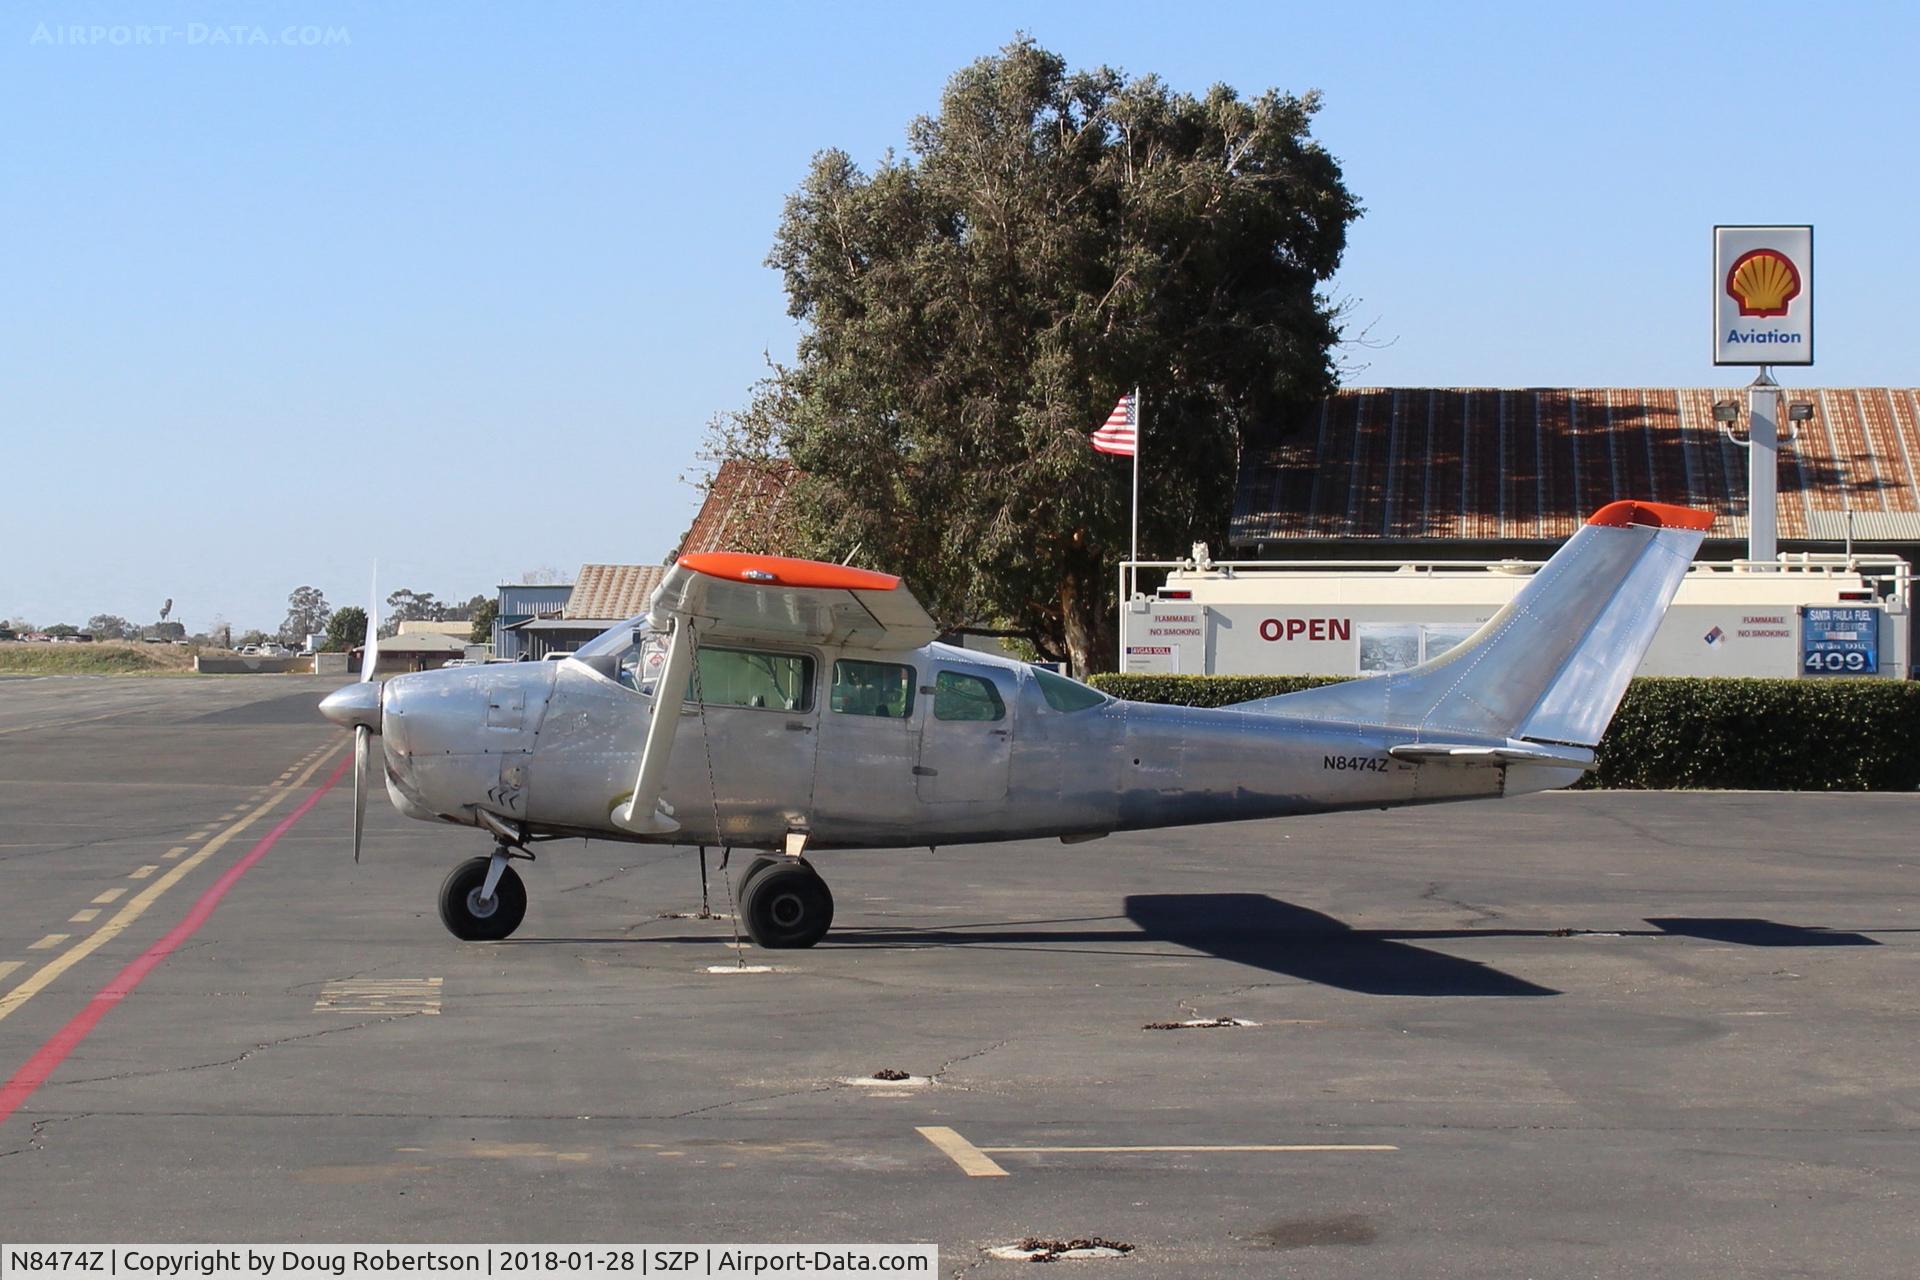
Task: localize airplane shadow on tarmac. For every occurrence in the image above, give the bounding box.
[831,893,1558,997]
[1121,894,1559,996]
[824,897,1889,997]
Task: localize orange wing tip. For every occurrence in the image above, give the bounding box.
[678,552,901,592]
[1585,500,1716,532]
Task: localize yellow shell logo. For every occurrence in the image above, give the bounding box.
[1726,249,1801,318]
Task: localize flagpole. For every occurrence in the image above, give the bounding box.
[1127,386,1141,669]
[1130,386,1141,570]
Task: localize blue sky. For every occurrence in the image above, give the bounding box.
[4,1,1915,633]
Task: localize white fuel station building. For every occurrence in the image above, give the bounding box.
[1123,385,1917,680]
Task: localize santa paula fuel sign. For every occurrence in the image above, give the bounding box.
[1799,605,1879,675]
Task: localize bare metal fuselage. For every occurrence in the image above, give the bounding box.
[374,641,1557,853]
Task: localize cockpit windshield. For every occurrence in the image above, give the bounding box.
[573,614,649,660]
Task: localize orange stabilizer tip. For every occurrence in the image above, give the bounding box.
[678,552,901,592]
[1585,500,1716,532]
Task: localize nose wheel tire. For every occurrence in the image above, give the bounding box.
[438,856,527,941]
[738,861,833,949]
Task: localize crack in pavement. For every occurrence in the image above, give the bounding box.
[0,1113,87,1160]
[558,848,681,894]
[1420,881,1504,928]
[655,1084,843,1120]
[929,1039,1010,1088]
[50,1015,414,1086]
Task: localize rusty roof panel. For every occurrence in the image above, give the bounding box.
[678,459,801,558]
[1232,388,1920,546]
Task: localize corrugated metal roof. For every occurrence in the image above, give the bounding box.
[1232,388,1920,545]
[562,564,667,620]
[679,458,800,556]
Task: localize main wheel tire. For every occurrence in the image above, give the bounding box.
[735,855,779,897]
[738,861,834,949]
[437,856,527,941]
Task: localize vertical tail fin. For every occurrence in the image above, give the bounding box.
[1238,501,1712,747]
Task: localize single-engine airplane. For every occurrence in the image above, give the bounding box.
[320,499,1712,948]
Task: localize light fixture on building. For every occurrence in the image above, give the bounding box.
[1786,402,1815,423]
[1711,400,1740,423]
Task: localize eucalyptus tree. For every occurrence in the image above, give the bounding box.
[741,38,1360,672]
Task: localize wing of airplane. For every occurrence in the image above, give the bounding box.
[653,553,938,651]
[610,553,938,835]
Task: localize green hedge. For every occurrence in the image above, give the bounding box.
[1086,673,1920,792]
[1088,673,1347,707]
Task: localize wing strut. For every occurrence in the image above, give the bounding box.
[610,615,696,835]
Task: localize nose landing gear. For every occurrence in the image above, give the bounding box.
[438,845,529,941]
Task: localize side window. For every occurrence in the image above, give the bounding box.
[619,632,667,692]
[686,647,814,712]
[1034,667,1108,712]
[831,659,916,718]
[933,670,1005,722]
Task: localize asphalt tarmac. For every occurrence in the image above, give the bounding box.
[1,674,1916,1275]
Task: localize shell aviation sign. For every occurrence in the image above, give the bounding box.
[1713,224,1813,365]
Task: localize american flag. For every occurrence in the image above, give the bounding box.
[1090,392,1136,457]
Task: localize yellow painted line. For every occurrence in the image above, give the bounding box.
[187,830,210,840]
[30,935,69,950]
[91,888,127,905]
[915,1126,1009,1178]
[69,909,101,924]
[129,864,160,880]
[162,845,190,859]
[0,747,345,1025]
[0,962,20,982]
[981,1144,1399,1154]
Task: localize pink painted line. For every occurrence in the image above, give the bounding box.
[0,754,351,1128]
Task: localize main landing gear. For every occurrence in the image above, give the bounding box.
[735,855,835,950]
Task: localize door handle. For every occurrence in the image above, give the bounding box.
[989,729,1010,737]
[786,721,813,732]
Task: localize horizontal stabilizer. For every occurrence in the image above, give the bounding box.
[1387,742,1595,770]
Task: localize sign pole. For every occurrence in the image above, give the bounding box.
[1746,366,1780,566]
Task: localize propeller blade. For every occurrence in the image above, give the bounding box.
[359,565,379,683]
[353,724,369,863]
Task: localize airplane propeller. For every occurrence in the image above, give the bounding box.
[354,570,379,862]
[319,569,383,863]
[353,722,370,862]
